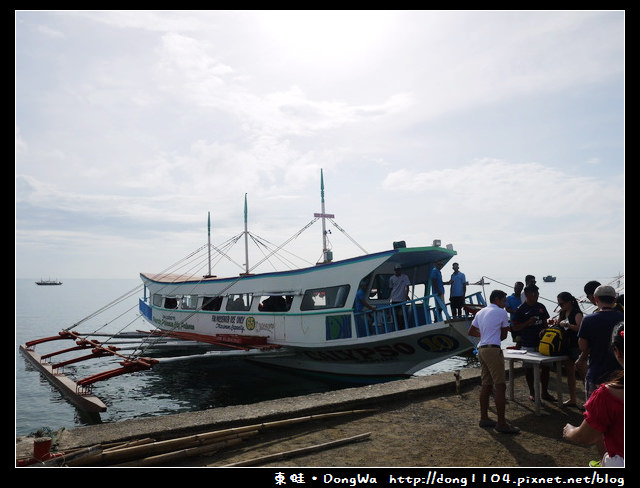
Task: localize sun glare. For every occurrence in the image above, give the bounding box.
[256,11,393,62]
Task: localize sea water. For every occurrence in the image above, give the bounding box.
[15,275,620,436]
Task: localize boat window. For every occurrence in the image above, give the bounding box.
[164,297,178,309]
[226,293,253,311]
[152,294,163,307]
[181,295,198,310]
[202,296,223,311]
[259,295,293,312]
[300,285,350,311]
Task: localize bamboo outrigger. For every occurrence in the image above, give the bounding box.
[19,330,158,413]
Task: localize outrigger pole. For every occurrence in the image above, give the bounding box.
[19,330,159,413]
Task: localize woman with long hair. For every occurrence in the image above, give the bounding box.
[556,291,583,407]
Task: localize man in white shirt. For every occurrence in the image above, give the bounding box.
[389,265,411,329]
[468,289,520,434]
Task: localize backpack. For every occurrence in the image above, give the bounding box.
[538,326,565,356]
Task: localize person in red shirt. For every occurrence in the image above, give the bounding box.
[563,322,624,467]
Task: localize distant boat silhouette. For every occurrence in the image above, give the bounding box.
[542,275,556,282]
[35,279,62,286]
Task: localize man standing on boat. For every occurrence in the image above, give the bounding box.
[354,281,376,336]
[446,262,468,319]
[468,289,520,434]
[389,265,410,329]
[430,261,446,320]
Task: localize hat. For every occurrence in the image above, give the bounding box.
[394,264,402,270]
[594,285,616,298]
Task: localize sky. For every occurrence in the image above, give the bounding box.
[15,10,625,286]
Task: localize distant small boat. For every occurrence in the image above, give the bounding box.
[542,275,556,283]
[35,279,62,286]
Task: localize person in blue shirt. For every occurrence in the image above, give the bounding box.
[446,262,468,318]
[505,281,524,346]
[429,261,446,320]
[354,281,376,336]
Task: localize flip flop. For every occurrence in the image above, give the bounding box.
[494,424,521,434]
[562,400,585,411]
[479,419,497,428]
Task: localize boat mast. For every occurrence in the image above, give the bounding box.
[244,193,250,274]
[205,212,212,278]
[315,169,334,263]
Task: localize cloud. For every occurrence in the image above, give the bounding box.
[382,158,622,228]
[15,11,624,279]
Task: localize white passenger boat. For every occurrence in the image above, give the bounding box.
[139,247,484,379]
[20,171,485,412]
[137,172,485,380]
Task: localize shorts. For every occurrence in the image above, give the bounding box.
[566,346,580,361]
[478,347,505,386]
[584,379,598,400]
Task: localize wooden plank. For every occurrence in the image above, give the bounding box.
[19,345,107,413]
[221,432,371,467]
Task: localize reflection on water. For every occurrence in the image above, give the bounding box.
[139,357,356,411]
[18,348,479,435]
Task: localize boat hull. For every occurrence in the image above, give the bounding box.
[247,320,475,378]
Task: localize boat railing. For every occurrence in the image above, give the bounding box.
[354,291,486,338]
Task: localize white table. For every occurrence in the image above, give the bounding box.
[502,349,569,415]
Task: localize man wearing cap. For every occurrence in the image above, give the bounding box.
[584,280,624,313]
[389,265,410,329]
[446,262,468,319]
[577,285,624,400]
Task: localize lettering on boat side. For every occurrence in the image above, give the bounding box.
[217,323,246,332]
[417,333,459,353]
[153,315,195,330]
[303,342,415,362]
[212,315,246,324]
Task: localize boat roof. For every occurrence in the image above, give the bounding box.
[140,245,457,285]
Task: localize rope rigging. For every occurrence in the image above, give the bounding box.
[480,274,625,316]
